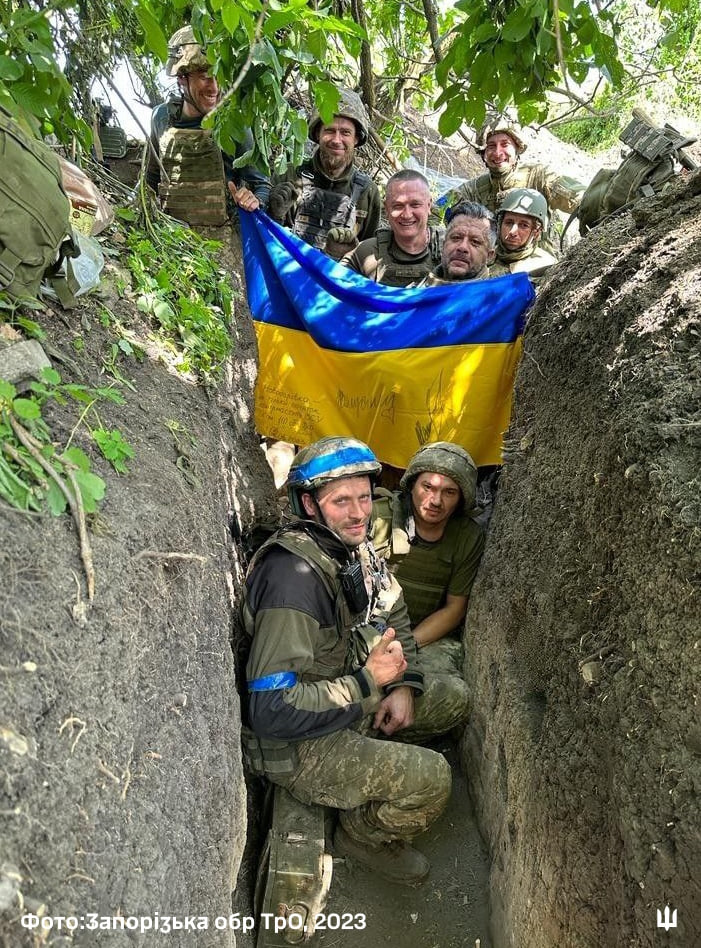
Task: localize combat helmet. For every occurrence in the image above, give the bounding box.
[308,88,370,147]
[497,188,548,230]
[400,442,477,514]
[287,436,382,517]
[476,111,527,155]
[166,26,209,77]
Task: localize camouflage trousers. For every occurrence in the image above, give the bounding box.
[397,637,470,745]
[271,728,451,848]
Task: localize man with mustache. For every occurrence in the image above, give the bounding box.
[267,88,381,260]
[372,443,485,744]
[241,437,451,885]
[421,201,496,285]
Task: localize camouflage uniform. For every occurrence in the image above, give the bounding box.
[145,27,269,219]
[489,245,558,279]
[145,100,270,213]
[341,225,444,287]
[270,151,380,252]
[491,188,558,281]
[242,519,450,847]
[371,443,485,744]
[269,89,381,256]
[420,262,491,286]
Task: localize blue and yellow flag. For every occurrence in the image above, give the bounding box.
[241,211,533,468]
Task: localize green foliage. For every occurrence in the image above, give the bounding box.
[125,217,235,383]
[91,426,135,474]
[0,368,127,515]
[0,0,91,140]
[553,87,629,151]
[437,0,628,131]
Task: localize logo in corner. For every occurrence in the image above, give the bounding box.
[656,906,677,931]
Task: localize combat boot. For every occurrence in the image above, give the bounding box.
[334,826,430,885]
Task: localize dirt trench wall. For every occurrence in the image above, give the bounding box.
[463,175,701,947]
[0,243,275,946]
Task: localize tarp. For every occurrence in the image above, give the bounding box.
[240,210,534,468]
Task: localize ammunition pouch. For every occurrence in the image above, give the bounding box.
[241,726,299,778]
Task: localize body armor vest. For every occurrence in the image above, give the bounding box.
[158,127,228,226]
[373,227,444,286]
[293,169,371,249]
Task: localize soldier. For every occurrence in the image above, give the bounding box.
[372,443,485,743]
[267,88,381,260]
[241,437,451,884]
[490,188,558,280]
[145,26,269,225]
[341,170,443,286]
[443,111,584,253]
[422,201,496,285]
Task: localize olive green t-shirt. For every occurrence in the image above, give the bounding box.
[371,494,485,628]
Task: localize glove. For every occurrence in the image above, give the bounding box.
[267,182,299,222]
[324,226,358,261]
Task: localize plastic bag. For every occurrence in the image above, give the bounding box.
[58,157,114,236]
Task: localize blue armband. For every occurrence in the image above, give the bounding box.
[248,672,298,692]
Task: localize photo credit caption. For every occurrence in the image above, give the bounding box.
[21,911,367,934]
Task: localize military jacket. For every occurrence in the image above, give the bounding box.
[445,162,584,254]
[243,521,423,751]
[490,245,558,279]
[341,226,444,287]
[371,492,485,628]
[272,151,381,251]
[419,262,491,287]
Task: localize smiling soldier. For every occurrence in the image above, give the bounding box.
[341,170,444,286]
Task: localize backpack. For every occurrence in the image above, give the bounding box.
[574,111,697,238]
[0,106,73,300]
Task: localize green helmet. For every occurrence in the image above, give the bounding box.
[287,436,382,517]
[166,26,209,77]
[476,112,527,155]
[399,442,477,513]
[497,188,548,229]
[308,87,369,147]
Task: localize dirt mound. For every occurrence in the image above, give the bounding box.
[0,231,275,947]
[462,172,701,946]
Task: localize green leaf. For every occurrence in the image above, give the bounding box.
[438,105,464,138]
[0,56,24,81]
[47,480,67,516]
[40,367,61,386]
[12,398,41,420]
[502,10,536,43]
[62,446,90,473]
[134,3,168,62]
[71,469,105,513]
[222,3,241,35]
[313,81,341,126]
[0,380,17,402]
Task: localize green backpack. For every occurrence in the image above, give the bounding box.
[0,106,73,300]
[575,111,697,237]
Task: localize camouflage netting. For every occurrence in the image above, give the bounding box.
[462,171,701,946]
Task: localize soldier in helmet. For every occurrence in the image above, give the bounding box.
[443,111,584,253]
[267,88,381,260]
[421,201,497,285]
[340,170,443,286]
[371,442,485,742]
[241,436,451,884]
[490,188,558,280]
[145,26,269,224]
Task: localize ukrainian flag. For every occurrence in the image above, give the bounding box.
[240,211,533,467]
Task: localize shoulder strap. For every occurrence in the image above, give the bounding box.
[349,168,372,207]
